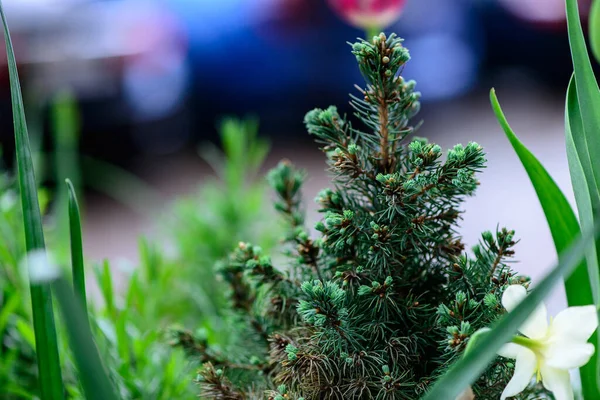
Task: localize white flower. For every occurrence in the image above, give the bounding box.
[498,285,598,400]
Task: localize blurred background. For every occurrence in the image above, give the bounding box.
[0,0,594,309]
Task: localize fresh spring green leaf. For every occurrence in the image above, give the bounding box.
[0,293,20,337]
[0,1,64,398]
[492,87,600,397]
[566,77,600,305]
[66,179,87,312]
[95,260,115,318]
[53,92,81,247]
[566,0,600,200]
[15,317,36,350]
[422,223,599,400]
[566,0,600,393]
[50,277,118,400]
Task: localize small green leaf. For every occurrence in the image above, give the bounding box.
[95,260,115,318]
[0,1,64,397]
[66,179,87,313]
[51,277,119,400]
[52,91,81,248]
[0,293,20,337]
[15,317,36,350]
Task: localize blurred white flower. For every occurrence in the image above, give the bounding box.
[498,285,598,400]
[23,249,60,283]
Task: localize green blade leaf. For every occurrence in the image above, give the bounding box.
[0,1,64,398]
[493,87,600,398]
[566,0,600,393]
[53,92,81,249]
[491,89,593,303]
[66,178,87,312]
[422,223,599,400]
[565,77,600,395]
[28,256,118,400]
[566,0,600,195]
[52,278,118,400]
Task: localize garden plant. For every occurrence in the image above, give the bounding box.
[3,0,600,399]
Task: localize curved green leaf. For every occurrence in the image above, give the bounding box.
[52,277,118,400]
[566,77,600,395]
[66,179,87,311]
[566,0,600,195]
[0,1,64,397]
[490,88,593,305]
[494,86,600,397]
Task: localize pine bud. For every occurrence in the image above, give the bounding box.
[481,231,494,244]
[409,140,422,153]
[348,143,359,154]
[358,285,372,296]
[460,321,472,335]
[455,291,466,305]
[447,326,459,335]
[315,221,326,232]
[483,293,498,308]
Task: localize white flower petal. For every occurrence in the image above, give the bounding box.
[550,305,598,342]
[545,342,595,369]
[502,285,548,339]
[502,285,527,312]
[540,364,574,400]
[498,343,525,359]
[500,347,536,400]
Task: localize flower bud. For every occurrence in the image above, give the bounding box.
[327,0,408,30]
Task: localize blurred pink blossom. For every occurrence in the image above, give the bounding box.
[327,0,407,29]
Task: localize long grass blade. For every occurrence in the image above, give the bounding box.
[53,92,81,247]
[0,1,64,398]
[566,0,600,205]
[27,253,118,400]
[565,77,600,395]
[565,0,600,392]
[66,178,87,311]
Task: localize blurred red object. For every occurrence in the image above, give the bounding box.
[327,0,407,29]
[498,0,591,30]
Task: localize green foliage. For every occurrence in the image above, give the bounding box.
[0,117,276,399]
[187,33,547,399]
[170,118,277,328]
[0,1,64,397]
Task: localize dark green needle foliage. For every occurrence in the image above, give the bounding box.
[178,34,550,399]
